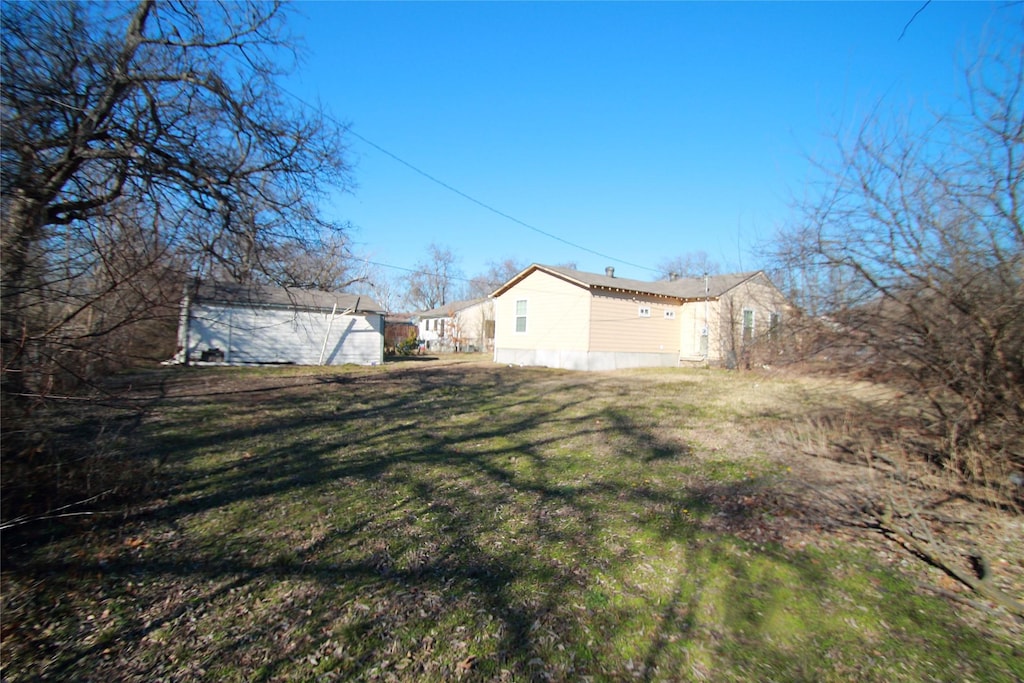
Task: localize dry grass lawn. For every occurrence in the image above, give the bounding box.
[2,358,1021,681]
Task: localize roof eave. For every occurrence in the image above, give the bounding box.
[590,285,682,301]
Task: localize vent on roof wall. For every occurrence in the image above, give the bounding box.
[605,266,615,278]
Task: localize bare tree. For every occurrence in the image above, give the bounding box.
[1,0,352,393]
[403,244,463,310]
[766,33,1023,484]
[260,231,365,292]
[656,251,720,280]
[351,263,403,314]
[465,257,524,299]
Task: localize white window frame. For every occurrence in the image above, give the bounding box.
[742,308,755,344]
[515,299,528,333]
[638,305,651,318]
[664,309,676,320]
[769,311,782,343]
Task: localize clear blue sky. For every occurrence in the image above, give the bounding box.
[285,1,1018,283]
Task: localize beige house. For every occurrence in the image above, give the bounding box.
[417,297,495,352]
[491,264,789,371]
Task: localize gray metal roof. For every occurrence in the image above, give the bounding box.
[493,264,764,300]
[191,281,384,314]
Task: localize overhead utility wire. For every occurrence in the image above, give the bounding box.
[898,0,931,41]
[359,258,477,285]
[279,85,660,275]
[345,128,658,273]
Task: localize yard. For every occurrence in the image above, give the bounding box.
[2,359,1021,681]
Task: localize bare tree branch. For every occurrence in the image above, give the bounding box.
[1,0,354,393]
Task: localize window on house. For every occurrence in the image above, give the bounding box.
[742,309,755,345]
[515,299,527,333]
[769,311,782,343]
[664,309,676,320]
[439,319,445,337]
[638,306,651,318]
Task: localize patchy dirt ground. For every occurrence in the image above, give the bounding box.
[740,442,1024,636]
[694,373,1024,641]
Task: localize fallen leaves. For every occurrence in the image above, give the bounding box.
[455,654,477,676]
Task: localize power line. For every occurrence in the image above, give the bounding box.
[345,128,659,273]
[898,0,931,41]
[358,257,463,281]
[355,258,479,285]
[279,85,660,275]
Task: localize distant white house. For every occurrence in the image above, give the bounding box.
[175,281,385,366]
[416,298,495,352]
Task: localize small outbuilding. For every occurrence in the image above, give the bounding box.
[174,281,384,366]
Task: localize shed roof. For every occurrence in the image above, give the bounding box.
[384,313,418,325]
[492,264,763,300]
[191,281,384,314]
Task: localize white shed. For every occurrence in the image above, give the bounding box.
[175,282,384,366]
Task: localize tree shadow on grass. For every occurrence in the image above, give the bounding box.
[2,364,1018,682]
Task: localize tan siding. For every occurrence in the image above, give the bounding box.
[589,291,680,353]
[679,299,713,359]
[714,274,789,362]
[493,270,590,351]
[453,299,494,350]
[714,298,737,363]
[495,269,789,366]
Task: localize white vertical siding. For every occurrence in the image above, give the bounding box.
[187,303,383,366]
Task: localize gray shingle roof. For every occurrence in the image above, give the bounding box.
[191,281,384,314]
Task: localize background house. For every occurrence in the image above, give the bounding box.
[417,298,495,352]
[491,264,789,371]
[175,282,384,366]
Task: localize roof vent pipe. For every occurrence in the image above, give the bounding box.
[605,266,615,278]
[668,272,679,281]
